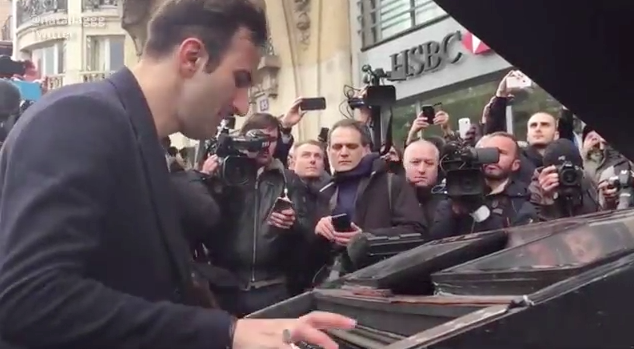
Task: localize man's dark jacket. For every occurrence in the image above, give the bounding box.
[0,69,233,349]
[528,167,601,220]
[205,159,313,289]
[318,157,428,238]
[312,155,428,276]
[431,178,537,239]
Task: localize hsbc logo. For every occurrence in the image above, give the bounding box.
[390,31,463,80]
[461,31,492,55]
[389,29,494,80]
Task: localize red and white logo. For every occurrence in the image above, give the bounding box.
[461,31,491,55]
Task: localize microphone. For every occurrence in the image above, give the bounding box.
[346,233,373,269]
[543,138,583,168]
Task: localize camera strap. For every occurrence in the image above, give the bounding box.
[387,173,396,214]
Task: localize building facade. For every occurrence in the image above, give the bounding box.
[13,0,126,91]
[120,0,354,149]
[351,0,561,142]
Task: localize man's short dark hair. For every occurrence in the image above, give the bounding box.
[240,112,280,135]
[488,131,521,159]
[293,139,325,153]
[328,119,372,146]
[144,0,268,68]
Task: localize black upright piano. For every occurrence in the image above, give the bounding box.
[250,210,634,348]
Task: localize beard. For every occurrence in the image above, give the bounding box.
[485,167,511,181]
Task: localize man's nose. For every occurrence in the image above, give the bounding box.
[232,89,250,116]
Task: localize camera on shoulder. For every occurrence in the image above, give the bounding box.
[440,141,499,198]
[205,117,271,186]
[439,141,500,221]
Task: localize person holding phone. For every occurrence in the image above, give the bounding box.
[277,97,327,168]
[202,113,318,317]
[312,119,427,282]
[405,109,455,146]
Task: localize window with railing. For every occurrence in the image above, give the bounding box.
[86,35,125,72]
[31,41,65,75]
[359,0,447,48]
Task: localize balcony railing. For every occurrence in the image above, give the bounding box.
[82,0,118,11]
[81,71,112,82]
[46,74,64,90]
[16,0,68,28]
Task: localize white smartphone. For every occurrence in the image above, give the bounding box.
[458,118,471,139]
[506,70,532,89]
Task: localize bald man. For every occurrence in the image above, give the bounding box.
[403,140,445,225]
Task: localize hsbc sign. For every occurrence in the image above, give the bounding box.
[462,31,492,54]
[389,30,493,80]
[390,30,463,80]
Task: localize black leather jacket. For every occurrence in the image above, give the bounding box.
[207,159,313,285]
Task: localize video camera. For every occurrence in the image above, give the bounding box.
[0,55,28,78]
[607,169,634,210]
[440,141,500,199]
[206,117,271,186]
[347,65,399,109]
[345,65,403,155]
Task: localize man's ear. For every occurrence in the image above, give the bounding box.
[511,158,521,172]
[554,130,560,140]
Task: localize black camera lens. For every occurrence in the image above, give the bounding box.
[559,167,580,187]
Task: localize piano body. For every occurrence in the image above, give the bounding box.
[251,210,634,348]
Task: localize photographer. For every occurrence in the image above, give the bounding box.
[202,113,313,317]
[431,132,536,239]
[529,138,600,220]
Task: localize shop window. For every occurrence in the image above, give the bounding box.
[391,102,417,143]
[359,0,446,48]
[390,80,564,144]
[406,80,499,139]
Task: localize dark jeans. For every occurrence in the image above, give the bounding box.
[216,283,290,317]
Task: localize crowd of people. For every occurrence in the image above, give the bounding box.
[168,70,633,318]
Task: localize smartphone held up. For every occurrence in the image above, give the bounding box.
[299,97,326,111]
[506,70,532,89]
